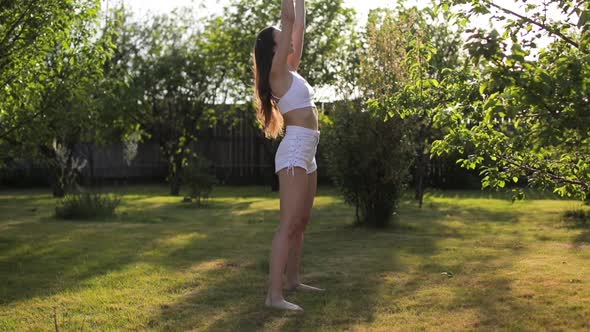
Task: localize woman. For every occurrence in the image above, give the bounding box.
[253,0,323,311]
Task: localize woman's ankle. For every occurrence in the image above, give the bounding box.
[287,280,301,289]
[286,278,301,288]
[266,291,284,303]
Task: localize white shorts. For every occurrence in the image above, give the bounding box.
[275,126,320,175]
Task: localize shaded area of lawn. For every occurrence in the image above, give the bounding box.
[0,186,589,331]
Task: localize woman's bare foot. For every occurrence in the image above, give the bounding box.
[286,283,325,292]
[265,297,304,311]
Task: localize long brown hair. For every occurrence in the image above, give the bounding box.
[253,27,284,139]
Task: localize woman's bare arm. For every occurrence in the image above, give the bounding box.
[288,0,305,70]
[271,0,295,76]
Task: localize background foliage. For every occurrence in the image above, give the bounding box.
[1,0,588,207]
[433,0,590,202]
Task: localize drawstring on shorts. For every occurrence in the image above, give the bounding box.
[286,135,301,176]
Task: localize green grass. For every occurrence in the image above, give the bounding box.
[1,186,589,331]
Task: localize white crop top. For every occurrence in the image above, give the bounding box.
[272,71,316,114]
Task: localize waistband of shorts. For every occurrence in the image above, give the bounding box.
[285,125,320,137]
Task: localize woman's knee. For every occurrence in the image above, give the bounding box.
[288,218,309,238]
[279,216,304,238]
[299,215,310,231]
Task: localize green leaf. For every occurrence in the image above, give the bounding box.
[479,82,487,95]
[578,10,590,28]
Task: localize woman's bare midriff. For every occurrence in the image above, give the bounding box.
[283,107,318,131]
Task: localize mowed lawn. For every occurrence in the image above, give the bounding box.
[1,186,589,331]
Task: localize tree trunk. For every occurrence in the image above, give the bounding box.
[38,144,66,197]
[86,144,95,186]
[414,151,430,209]
[414,123,431,209]
[170,175,181,196]
[169,156,183,196]
[50,173,66,198]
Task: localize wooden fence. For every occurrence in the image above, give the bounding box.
[0,106,478,188]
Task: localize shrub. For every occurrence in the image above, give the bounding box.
[182,153,216,207]
[322,101,415,227]
[55,192,121,220]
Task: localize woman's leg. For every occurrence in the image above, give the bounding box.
[266,167,308,311]
[285,170,324,291]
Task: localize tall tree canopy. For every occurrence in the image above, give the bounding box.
[0,0,114,195]
[433,0,590,201]
[353,3,476,207]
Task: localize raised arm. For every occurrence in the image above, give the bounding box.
[288,0,305,70]
[271,0,295,75]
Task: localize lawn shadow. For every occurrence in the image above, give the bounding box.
[146,195,465,331]
[381,228,533,330]
[0,190,236,305]
[442,255,546,330]
[0,223,152,304]
[414,199,521,225]
[425,189,562,201]
[115,199,257,224]
[0,187,542,330]
[148,190,534,330]
[409,196,551,329]
[561,214,590,245]
[573,231,590,244]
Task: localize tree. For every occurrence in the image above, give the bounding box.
[119,9,221,196]
[0,1,92,141]
[0,0,114,196]
[353,3,474,207]
[322,4,473,226]
[433,0,590,201]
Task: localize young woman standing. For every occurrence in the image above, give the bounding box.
[253,0,324,311]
